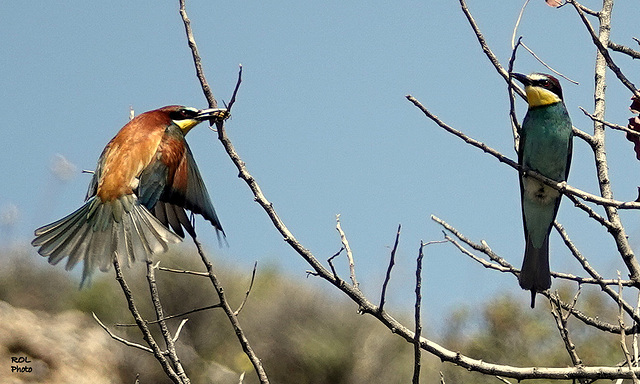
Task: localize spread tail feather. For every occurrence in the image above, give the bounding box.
[32,195,181,285]
[519,235,551,308]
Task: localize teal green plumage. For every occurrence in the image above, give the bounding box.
[514,73,573,308]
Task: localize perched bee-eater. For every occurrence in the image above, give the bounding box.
[32,105,228,284]
[512,73,573,308]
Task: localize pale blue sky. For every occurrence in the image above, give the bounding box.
[1,1,638,330]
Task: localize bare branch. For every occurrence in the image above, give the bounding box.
[565,193,615,231]
[379,224,401,313]
[442,232,516,274]
[116,304,224,327]
[618,274,640,384]
[226,64,243,112]
[336,214,359,289]
[145,258,189,382]
[235,261,259,316]
[520,42,579,84]
[434,215,636,287]
[178,0,216,107]
[92,312,154,354]
[580,107,640,137]
[413,241,425,384]
[112,257,182,383]
[542,289,635,334]
[569,0,640,282]
[549,292,585,372]
[569,0,640,98]
[510,0,529,50]
[173,319,189,343]
[158,266,209,277]
[459,0,525,98]
[327,247,345,281]
[192,238,270,383]
[609,41,640,60]
[178,1,269,381]
[508,37,522,152]
[554,223,640,323]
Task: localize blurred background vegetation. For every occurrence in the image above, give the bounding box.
[0,244,632,383]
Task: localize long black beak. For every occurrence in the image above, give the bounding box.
[511,73,530,86]
[196,107,229,122]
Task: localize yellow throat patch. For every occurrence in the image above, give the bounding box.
[174,118,201,134]
[525,85,561,108]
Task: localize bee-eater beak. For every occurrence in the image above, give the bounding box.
[511,73,530,86]
[196,108,230,123]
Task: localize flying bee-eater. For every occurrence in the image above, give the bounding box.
[32,105,228,284]
[512,73,573,308]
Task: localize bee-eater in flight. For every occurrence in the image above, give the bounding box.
[32,105,228,284]
[512,73,573,308]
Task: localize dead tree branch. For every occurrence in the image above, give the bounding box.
[379,224,401,313]
[178,1,269,382]
[145,259,189,382]
[336,214,359,289]
[112,257,184,384]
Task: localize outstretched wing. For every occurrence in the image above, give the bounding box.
[137,128,224,239]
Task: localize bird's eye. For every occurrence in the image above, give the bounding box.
[542,79,551,87]
[179,108,198,119]
[170,108,197,120]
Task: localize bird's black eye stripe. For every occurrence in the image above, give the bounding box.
[170,108,198,120]
[533,79,551,88]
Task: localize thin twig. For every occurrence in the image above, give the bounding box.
[112,257,181,383]
[158,266,209,277]
[549,292,584,372]
[554,223,640,323]
[443,233,515,273]
[580,107,640,137]
[608,41,640,60]
[173,319,189,343]
[179,0,216,107]
[413,241,425,384]
[565,193,615,232]
[336,214,359,289]
[235,261,258,316]
[327,248,345,282]
[569,0,640,98]
[511,0,529,50]
[520,42,579,84]
[508,37,522,152]
[145,258,189,383]
[571,1,598,16]
[192,238,270,383]
[92,312,154,353]
[379,224,401,313]
[434,215,636,287]
[635,293,640,370]
[116,304,224,326]
[459,0,525,98]
[226,64,243,112]
[618,273,640,384]
[434,214,640,337]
